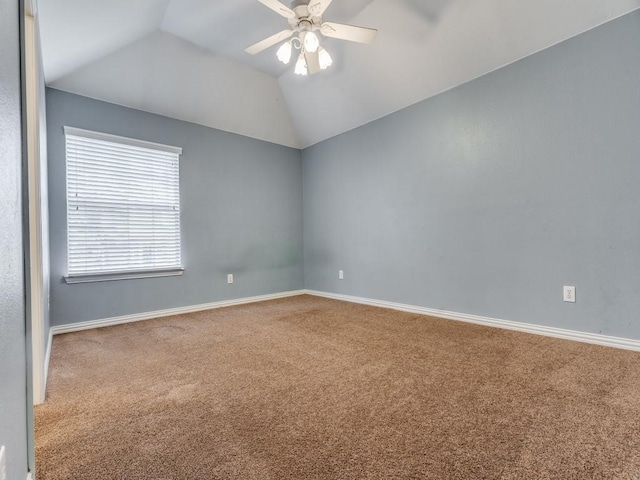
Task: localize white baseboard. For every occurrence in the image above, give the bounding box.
[305,290,640,352]
[51,290,306,335]
[49,288,640,353]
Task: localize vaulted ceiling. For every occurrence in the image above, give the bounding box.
[38,0,640,149]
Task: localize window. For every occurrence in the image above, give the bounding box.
[64,127,183,283]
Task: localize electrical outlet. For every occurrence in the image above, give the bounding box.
[338,270,344,280]
[1,445,7,480]
[563,286,576,303]
[227,274,234,284]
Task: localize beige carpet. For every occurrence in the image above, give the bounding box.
[36,295,640,479]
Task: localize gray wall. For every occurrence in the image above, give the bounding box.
[47,89,303,326]
[0,0,30,479]
[303,12,640,339]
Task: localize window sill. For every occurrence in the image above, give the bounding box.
[64,268,184,284]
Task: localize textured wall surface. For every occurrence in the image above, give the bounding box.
[303,12,640,339]
[0,0,30,478]
[47,89,303,326]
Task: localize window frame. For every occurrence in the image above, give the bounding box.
[63,127,184,284]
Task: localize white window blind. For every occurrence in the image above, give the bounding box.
[65,127,183,281]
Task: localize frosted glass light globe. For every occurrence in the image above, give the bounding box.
[294,53,308,75]
[303,32,320,53]
[276,42,292,64]
[319,46,333,70]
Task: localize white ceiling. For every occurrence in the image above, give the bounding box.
[38,0,640,149]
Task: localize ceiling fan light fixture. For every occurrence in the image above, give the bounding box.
[303,31,320,53]
[245,0,378,76]
[276,41,292,64]
[318,46,333,70]
[294,53,308,76]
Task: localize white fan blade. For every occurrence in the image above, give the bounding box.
[308,0,333,16]
[245,29,293,55]
[305,50,321,75]
[321,22,378,44]
[258,0,296,19]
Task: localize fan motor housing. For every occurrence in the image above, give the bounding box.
[288,0,322,28]
[298,19,313,31]
[289,0,310,10]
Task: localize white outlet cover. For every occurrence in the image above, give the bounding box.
[227,274,234,284]
[563,286,576,303]
[338,270,344,280]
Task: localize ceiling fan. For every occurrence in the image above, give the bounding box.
[245,0,378,76]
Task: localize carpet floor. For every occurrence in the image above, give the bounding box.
[36,295,640,479]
